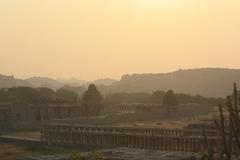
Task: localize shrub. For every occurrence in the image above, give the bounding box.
[69,151,83,160]
[89,150,103,160]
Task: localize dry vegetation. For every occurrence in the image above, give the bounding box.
[5,131,41,139]
[0,142,86,160]
[0,143,31,160]
[113,113,217,129]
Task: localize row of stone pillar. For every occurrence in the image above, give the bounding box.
[42,130,224,152]
[0,109,11,121]
[44,125,219,137]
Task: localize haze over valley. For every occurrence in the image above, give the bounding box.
[1,0,240,159]
[1,68,239,97]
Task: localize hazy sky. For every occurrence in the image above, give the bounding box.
[1,0,240,80]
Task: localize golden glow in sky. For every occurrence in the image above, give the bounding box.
[133,0,181,8]
[0,0,240,80]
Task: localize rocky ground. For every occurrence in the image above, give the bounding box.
[0,143,31,160]
[0,142,200,160]
[0,142,81,160]
[26,148,200,160]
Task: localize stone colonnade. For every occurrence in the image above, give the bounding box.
[41,129,222,152]
[44,124,219,137]
[40,124,237,152]
[0,108,11,122]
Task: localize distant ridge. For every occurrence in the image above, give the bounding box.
[0,74,117,91]
[0,68,239,97]
[109,68,240,97]
[25,77,64,90]
[94,78,118,86]
[0,74,30,88]
[57,78,87,86]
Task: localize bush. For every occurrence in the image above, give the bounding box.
[89,150,103,160]
[69,151,83,160]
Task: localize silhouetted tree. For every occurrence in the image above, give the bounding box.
[151,91,165,104]
[60,85,86,97]
[203,83,240,160]
[82,84,104,116]
[0,89,9,102]
[104,90,223,107]
[162,90,178,107]
[105,92,150,104]
[0,86,224,106]
[8,87,39,103]
[162,90,179,117]
[38,87,56,103]
[56,88,78,102]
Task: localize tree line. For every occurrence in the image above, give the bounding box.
[0,85,224,116]
[0,87,78,103]
[105,91,224,105]
[0,86,223,105]
[0,85,104,116]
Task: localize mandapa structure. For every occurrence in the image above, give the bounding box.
[41,124,238,153]
[0,102,82,131]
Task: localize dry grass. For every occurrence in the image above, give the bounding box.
[113,113,217,129]
[0,142,85,160]
[114,119,188,129]
[5,131,41,139]
[0,143,31,160]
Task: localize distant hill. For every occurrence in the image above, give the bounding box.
[60,85,86,96]
[0,74,30,88]
[94,78,117,86]
[58,78,117,86]
[0,75,66,90]
[57,78,87,86]
[107,68,240,97]
[1,68,240,97]
[26,77,64,90]
[0,74,117,91]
